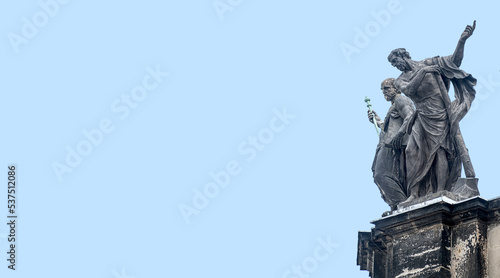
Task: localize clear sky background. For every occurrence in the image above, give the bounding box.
[0,0,499,277]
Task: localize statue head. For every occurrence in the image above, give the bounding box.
[381,78,400,102]
[388,48,412,72]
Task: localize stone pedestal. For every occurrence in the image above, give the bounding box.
[357,196,500,277]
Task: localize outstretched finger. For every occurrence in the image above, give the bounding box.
[472,20,476,32]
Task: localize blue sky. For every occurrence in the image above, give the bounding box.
[0,0,499,277]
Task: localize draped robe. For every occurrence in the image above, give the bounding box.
[396,56,476,195]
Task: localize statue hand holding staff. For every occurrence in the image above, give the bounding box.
[367,110,383,128]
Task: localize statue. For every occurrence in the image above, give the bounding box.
[388,21,477,204]
[367,21,479,210]
[367,78,415,210]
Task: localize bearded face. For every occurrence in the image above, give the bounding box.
[389,54,410,72]
[382,84,398,102]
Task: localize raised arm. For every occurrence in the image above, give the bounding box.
[451,20,476,67]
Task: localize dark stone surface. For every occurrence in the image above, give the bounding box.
[357,196,499,277]
[450,178,480,200]
[396,178,480,210]
[391,224,452,277]
[368,79,415,210]
[450,220,487,277]
[388,22,477,200]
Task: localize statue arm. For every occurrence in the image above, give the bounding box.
[368,110,384,129]
[390,97,415,149]
[378,121,384,130]
[395,67,438,95]
[375,113,384,129]
[395,98,415,135]
[451,21,476,67]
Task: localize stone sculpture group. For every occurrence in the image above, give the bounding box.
[368,21,479,211]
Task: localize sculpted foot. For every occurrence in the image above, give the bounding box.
[397,195,417,209]
[405,195,416,203]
